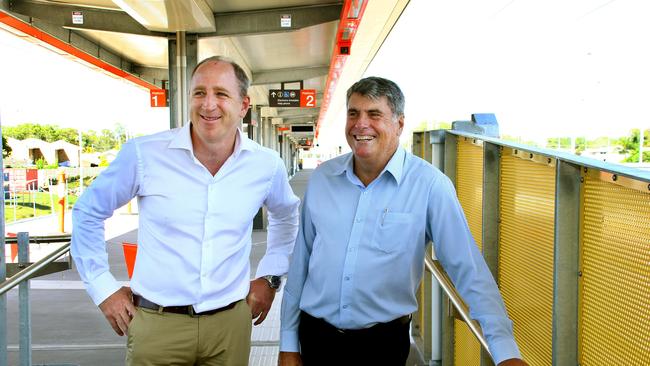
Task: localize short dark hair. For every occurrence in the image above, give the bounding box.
[191,56,250,99]
[346,77,405,117]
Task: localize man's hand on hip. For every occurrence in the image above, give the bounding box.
[98,286,136,336]
[278,351,303,366]
[247,277,276,325]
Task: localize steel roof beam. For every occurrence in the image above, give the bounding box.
[252,66,328,86]
[9,0,163,37]
[10,1,342,38]
[207,3,342,37]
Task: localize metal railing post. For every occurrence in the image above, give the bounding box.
[18,232,32,366]
[552,160,580,365]
[481,142,501,366]
[0,207,6,362]
[429,130,447,365]
[441,132,457,366]
[0,117,7,366]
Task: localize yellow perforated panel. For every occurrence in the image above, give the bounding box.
[454,137,483,366]
[456,138,483,249]
[454,319,481,365]
[500,150,554,366]
[580,176,650,365]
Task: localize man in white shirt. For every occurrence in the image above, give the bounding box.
[71,56,300,365]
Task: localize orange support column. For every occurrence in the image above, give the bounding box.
[57,172,66,233]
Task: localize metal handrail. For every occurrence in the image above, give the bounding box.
[0,242,70,296]
[448,130,650,183]
[424,255,492,358]
[4,234,71,244]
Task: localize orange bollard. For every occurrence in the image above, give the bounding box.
[7,232,17,262]
[121,242,138,279]
[58,197,66,233]
[57,172,66,233]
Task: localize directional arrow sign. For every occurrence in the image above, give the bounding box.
[269,89,300,107]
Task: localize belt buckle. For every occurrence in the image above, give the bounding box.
[336,328,346,334]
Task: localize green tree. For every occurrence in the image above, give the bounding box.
[2,135,12,158]
[58,127,80,145]
[546,137,572,149]
[113,123,128,147]
[619,128,650,162]
[4,123,123,152]
[574,137,586,155]
[95,129,118,151]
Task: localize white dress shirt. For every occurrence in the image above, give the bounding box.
[71,123,300,312]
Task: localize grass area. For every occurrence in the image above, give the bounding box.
[3,176,93,222]
[4,191,79,222]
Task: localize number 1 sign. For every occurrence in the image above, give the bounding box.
[150,89,167,107]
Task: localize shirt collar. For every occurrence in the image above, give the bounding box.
[168,122,255,157]
[332,147,406,186]
[380,147,405,185]
[168,122,193,151]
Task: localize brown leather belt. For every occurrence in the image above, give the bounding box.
[133,295,237,317]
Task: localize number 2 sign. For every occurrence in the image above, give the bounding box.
[300,89,316,108]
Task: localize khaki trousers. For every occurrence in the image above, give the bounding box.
[126,300,252,366]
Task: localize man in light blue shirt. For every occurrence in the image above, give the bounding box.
[279,77,528,365]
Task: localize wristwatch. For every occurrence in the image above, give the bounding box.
[262,275,282,290]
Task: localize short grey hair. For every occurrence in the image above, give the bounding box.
[191,56,250,99]
[346,77,405,118]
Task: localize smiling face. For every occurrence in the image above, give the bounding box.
[189,60,250,147]
[345,92,404,173]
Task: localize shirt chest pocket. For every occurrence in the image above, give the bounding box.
[372,212,415,253]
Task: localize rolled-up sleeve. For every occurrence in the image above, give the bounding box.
[71,141,140,305]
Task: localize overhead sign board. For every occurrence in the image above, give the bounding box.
[300,89,316,107]
[269,89,317,108]
[72,11,83,25]
[150,89,167,107]
[280,14,291,28]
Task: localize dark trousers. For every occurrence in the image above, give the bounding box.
[298,311,411,366]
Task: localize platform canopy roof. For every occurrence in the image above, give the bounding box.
[1,0,409,147]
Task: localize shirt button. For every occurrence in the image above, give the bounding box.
[344,276,350,281]
[342,305,348,309]
[355,218,361,223]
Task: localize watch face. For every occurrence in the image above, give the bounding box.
[266,275,281,289]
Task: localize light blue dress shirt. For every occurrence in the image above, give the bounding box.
[280,147,521,364]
